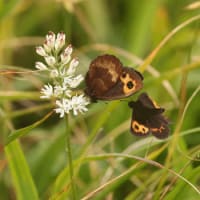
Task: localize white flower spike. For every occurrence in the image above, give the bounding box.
[36,31,90,117]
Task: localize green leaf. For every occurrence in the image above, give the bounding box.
[5,140,39,200]
[6,111,53,144]
[0,91,40,101]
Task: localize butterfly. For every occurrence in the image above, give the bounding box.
[85,54,143,101]
[128,92,169,139]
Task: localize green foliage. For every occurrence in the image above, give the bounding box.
[0,0,200,199]
[5,141,39,200]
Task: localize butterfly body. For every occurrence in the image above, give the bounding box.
[129,93,169,139]
[85,54,143,101]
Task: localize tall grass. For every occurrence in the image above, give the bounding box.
[0,0,200,199]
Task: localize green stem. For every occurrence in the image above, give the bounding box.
[65,115,76,200]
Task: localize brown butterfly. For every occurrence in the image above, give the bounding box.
[85,54,143,101]
[128,92,169,139]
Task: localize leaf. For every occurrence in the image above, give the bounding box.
[5,140,39,200]
[0,91,40,101]
[6,111,53,145]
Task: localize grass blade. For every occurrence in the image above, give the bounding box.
[5,140,39,200]
[6,111,53,144]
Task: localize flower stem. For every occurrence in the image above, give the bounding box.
[65,115,76,200]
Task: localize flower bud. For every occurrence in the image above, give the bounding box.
[67,58,79,75]
[61,44,73,64]
[45,56,56,67]
[50,69,59,78]
[55,32,66,51]
[35,62,48,70]
[36,46,47,57]
[64,74,83,88]
[40,84,54,99]
[45,31,56,49]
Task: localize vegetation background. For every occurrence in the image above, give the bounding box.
[0,0,200,199]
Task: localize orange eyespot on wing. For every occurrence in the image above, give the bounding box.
[85,54,143,101]
[131,120,150,136]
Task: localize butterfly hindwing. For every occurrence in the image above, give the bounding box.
[129,92,169,139]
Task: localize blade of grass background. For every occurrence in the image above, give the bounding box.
[51,101,119,199]
[8,103,52,118]
[153,85,200,200]
[145,60,200,84]
[0,0,21,20]
[138,14,200,73]
[164,167,200,200]
[5,140,39,200]
[125,170,165,200]
[0,1,199,198]
[0,91,40,100]
[31,130,66,195]
[126,0,163,56]
[79,0,112,42]
[90,146,167,200]
[6,111,53,144]
[81,151,199,199]
[95,125,200,192]
[161,158,200,199]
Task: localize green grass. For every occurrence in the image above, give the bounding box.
[0,0,200,199]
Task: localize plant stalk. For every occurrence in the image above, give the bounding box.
[65,115,76,200]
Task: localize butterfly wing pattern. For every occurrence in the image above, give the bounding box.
[128,93,169,139]
[85,54,143,101]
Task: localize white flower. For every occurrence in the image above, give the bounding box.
[40,84,54,99]
[55,32,66,50]
[43,43,51,53]
[35,62,48,70]
[36,31,90,117]
[59,68,67,77]
[55,99,71,118]
[45,31,56,50]
[45,56,56,67]
[64,89,72,97]
[50,69,59,78]
[67,58,79,75]
[61,44,73,64]
[54,84,72,97]
[70,94,90,115]
[36,46,48,57]
[64,74,84,88]
[54,85,64,97]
